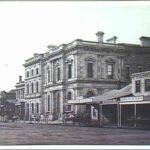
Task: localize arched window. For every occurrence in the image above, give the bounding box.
[27,84,29,94]
[31,83,34,94]
[87,91,94,98]
[31,103,34,113]
[67,92,72,100]
[36,82,38,92]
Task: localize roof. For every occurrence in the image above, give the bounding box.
[6,99,17,104]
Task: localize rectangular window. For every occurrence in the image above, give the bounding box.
[68,64,72,79]
[107,64,113,79]
[125,67,130,79]
[87,63,93,78]
[57,67,60,81]
[135,80,141,93]
[145,79,150,91]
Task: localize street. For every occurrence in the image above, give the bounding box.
[0,123,149,145]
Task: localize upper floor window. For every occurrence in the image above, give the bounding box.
[145,79,150,92]
[36,68,39,75]
[47,68,50,83]
[68,64,72,79]
[27,71,29,78]
[67,92,72,100]
[27,84,29,94]
[87,63,93,78]
[135,80,141,93]
[107,64,113,79]
[125,67,130,79]
[31,82,34,94]
[31,69,34,76]
[87,91,94,98]
[36,82,39,93]
[57,67,61,81]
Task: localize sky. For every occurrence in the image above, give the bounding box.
[0,1,150,91]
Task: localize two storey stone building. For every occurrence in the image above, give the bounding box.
[17,31,150,121]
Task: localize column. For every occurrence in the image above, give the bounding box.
[117,102,120,127]
[134,104,137,127]
[119,104,122,127]
[99,102,103,127]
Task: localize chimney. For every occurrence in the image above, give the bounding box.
[140,36,150,47]
[19,76,22,83]
[47,45,57,51]
[106,36,117,44]
[96,31,105,43]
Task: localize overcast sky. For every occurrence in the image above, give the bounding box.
[0,1,150,91]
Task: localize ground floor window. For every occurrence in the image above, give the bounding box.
[36,103,39,113]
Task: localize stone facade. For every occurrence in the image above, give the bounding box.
[18,32,150,121]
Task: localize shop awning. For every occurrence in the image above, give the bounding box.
[68,84,132,105]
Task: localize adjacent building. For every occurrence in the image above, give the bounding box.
[16,31,150,121]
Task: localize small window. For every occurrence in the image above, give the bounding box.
[87,63,93,78]
[135,80,141,93]
[36,68,39,75]
[57,67,61,81]
[145,79,150,92]
[27,71,29,78]
[107,64,113,79]
[68,64,72,79]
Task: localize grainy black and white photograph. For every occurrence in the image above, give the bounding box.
[0,1,150,149]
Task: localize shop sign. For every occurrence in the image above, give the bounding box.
[102,99,117,104]
[120,96,143,102]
